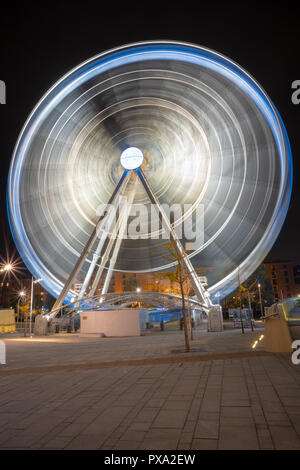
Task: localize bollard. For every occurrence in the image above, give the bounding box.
[0,341,6,365]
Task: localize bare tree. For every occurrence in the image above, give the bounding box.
[159,241,191,352]
[184,277,194,341]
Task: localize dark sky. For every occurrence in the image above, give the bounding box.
[0,2,299,276]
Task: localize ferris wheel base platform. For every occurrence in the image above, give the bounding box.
[79,309,145,338]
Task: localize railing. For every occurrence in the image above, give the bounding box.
[15,320,31,331]
[49,291,209,319]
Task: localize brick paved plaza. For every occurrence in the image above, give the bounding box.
[0,324,300,450]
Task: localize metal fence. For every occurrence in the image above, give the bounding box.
[15,321,31,332]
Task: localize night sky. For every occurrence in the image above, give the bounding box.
[0,2,299,276]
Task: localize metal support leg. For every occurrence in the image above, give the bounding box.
[51,170,130,312]
[78,174,132,300]
[136,168,213,309]
[101,175,138,296]
[91,175,138,297]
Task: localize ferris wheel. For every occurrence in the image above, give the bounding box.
[7,41,292,312]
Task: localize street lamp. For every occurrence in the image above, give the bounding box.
[0,262,15,274]
[3,264,12,272]
[136,287,141,308]
[17,290,26,330]
[258,282,263,317]
[0,264,12,275]
[29,277,42,337]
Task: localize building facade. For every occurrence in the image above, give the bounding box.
[294,265,300,296]
[264,261,296,302]
[0,277,45,310]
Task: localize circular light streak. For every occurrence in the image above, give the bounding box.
[7,41,292,303]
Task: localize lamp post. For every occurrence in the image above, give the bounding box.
[17,291,25,320]
[0,264,12,309]
[17,290,27,336]
[29,277,42,337]
[258,282,263,317]
[247,289,254,331]
[237,270,244,334]
[136,287,141,308]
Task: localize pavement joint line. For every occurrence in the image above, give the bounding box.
[0,350,277,376]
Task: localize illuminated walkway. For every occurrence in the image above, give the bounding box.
[0,325,300,450]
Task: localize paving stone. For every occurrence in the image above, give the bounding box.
[194,419,219,439]
[264,412,291,426]
[191,438,218,450]
[42,437,71,449]
[145,398,166,408]
[218,425,259,450]
[163,400,191,411]
[145,428,181,440]
[59,422,89,437]
[177,442,191,450]
[134,408,159,423]
[183,420,196,433]
[220,406,254,426]
[65,434,106,450]
[152,410,188,429]
[114,440,141,450]
[129,422,152,432]
[120,430,146,442]
[179,432,193,443]
[140,438,180,450]
[83,405,132,434]
[257,428,274,450]
[269,426,300,450]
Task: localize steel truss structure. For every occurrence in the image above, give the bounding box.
[51,167,217,316]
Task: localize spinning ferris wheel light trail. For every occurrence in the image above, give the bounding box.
[7,41,292,322]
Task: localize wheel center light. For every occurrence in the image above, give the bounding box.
[120,147,144,170]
